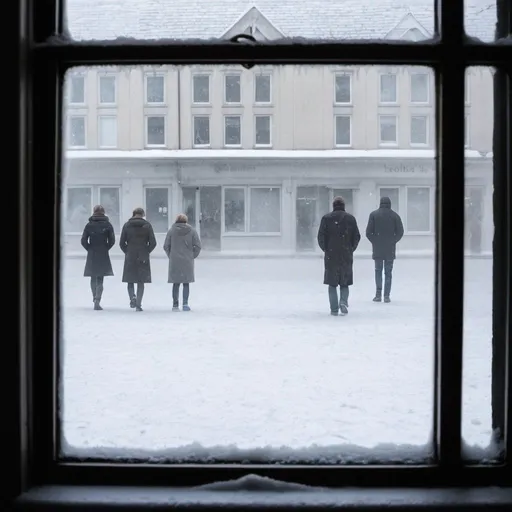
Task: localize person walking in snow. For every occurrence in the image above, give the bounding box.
[365,196,404,303]
[81,205,115,310]
[163,213,202,311]
[317,196,361,316]
[119,207,157,312]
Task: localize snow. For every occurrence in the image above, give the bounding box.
[64,149,492,161]
[60,257,494,462]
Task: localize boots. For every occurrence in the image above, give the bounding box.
[373,291,382,302]
[93,280,104,310]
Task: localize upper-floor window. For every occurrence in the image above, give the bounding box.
[254,74,272,104]
[410,115,429,146]
[334,73,352,104]
[145,74,165,104]
[465,73,470,104]
[465,114,470,148]
[225,74,241,104]
[67,116,86,148]
[98,75,116,105]
[224,115,242,146]
[335,115,352,146]
[379,114,398,145]
[193,116,210,147]
[254,115,272,147]
[98,115,118,148]
[69,75,85,104]
[410,72,430,103]
[192,74,210,104]
[380,73,397,103]
[145,115,166,147]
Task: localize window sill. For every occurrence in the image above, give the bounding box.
[13,485,512,511]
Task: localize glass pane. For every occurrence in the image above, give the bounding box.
[70,75,85,104]
[145,188,169,233]
[462,67,496,460]
[99,76,116,104]
[335,74,351,104]
[61,65,436,464]
[98,116,117,148]
[464,0,496,42]
[146,75,165,103]
[68,116,86,148]
[66,1,435,41]
[224,188,245,232]
[411,73,429,103]
[410,116,428,145]
[380,74,397,103]
[225,75,241,103]
[99,188,121,233]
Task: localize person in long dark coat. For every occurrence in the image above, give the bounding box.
[365,196,404,303]
[119,207,157,312]
[163,213,202,312]
[317,196,361,316]
[81,205,115,310]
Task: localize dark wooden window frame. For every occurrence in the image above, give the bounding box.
[10,0,512,505]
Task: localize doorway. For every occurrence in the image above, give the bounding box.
[145,187,170,234]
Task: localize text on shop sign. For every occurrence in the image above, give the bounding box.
[383,164,432,173]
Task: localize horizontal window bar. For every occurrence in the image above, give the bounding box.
[33,41,512,67]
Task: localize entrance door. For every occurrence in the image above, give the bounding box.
[182,187,199,229]
[332,188,354,214]
[145,187,170,234]
[199,186,222,251]
[465,187,483,253]
[296,187,317,251]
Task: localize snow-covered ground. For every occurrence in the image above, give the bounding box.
[60,257,492,462]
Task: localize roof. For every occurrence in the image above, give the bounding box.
[65,0,496,42]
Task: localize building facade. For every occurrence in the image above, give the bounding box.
[63,5,494,256]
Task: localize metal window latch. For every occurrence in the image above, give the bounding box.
[230,33,257,69]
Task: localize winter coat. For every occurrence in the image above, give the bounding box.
[119,217,157,283]
[163,222,201,283]
[365,197,404,260]
[81,215,115,277]
[317,206,361,287]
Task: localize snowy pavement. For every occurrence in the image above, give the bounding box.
[60,257,492,462]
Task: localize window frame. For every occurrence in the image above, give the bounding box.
[410,70,431,104]
[97,73,117,106]
[223,114,242,147]
[379,72,398,104]
[334,114,352,147]
[68,72,86,105]
[405,185,434,235]
[192,73,211,105]
[145,114,167,148]
[14,0,512,499]
[222,185,282,236]
[224,73,242,105]
[192,114,211,147]
[254,114,272,147]
[63,185,93,235]
[97,115,118,149]
[144,72,166,105]
[334,72,352,105]
[410,114,430,147]
[254,72,272,105]
[143,185,172,234]
[67,115,87,149]
[378,114,398,146]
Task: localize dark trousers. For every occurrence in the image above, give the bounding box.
[375,259,394,297]
[90,276,104,302]
[127,282,145,306]
[328,285,349,313]
[172,283,190,306]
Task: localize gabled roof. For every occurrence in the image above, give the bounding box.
[65,0,496,43]
[384,12,431,40]
[220,5,285,40]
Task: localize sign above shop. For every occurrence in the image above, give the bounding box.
[383,163,433,174]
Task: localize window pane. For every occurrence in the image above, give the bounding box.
[462,66,495,460]
[380,74,397,103]
[147,116,165,146]
[379,115,397,144]
[224,188,245,232]
[98,116,117,148]
[145,188,169,233]
[99,75,116,104]
[335,75,351,103]
[193,75,210,103]
[225,116,241,146]
[411,73,429,103]
[193,116,210,146]
[99,187,121,233]
[464,0,496,42]
[255,116,271,146]
[225,75,241,103]
[146,75,165,103]
[61,65,436,463]
[70,75,85,104]
[66,1,435,41]
[250,188,280,233]
[335,116,351,146]
[410,116,428,145]
[406,187,431,232]
[68,116,86,147]
[255,74,271,103]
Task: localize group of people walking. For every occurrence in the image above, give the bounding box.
[81,206,201,311]
[317,195,404,316]
[80,195,403,316]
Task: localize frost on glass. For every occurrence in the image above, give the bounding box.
[464,1,496,42]
[59,63,447,464]
[462,67,497,461]
[66,0,435,42]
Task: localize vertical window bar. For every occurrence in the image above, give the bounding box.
[435,0,465,466]
[491,0,512,461]
[30,0,61,485]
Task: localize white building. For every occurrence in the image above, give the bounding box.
[63,0,495,256]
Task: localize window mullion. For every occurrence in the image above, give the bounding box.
[435,0,465,467]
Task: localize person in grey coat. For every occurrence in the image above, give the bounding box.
[163,213,201,311]
[120,207,157,312]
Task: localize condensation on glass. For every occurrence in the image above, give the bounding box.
[59,63,443,464]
